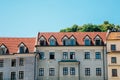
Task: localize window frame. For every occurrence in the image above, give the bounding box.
[63,67,68,75]
[96,68,101,76]
[19,58,24,66]
[111,44,116,51]
[84,38,91,46]
[85,52,90,59]
[19,71,24,79]
[49,52,55,59]
[85,68,90,76]
[70,52,75,59]
[111,57,117,63]
[11,59,16,67]
[112,69,117,77]
[39,68,44,76]
[70,67,75,75]
[95,52,101,59]
[63,52,68,59]
[49,68,55,76]
[0,60,4,67]
[39,52,45,60]
[11,72,16,80]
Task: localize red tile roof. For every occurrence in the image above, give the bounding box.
[38,32,107,45]
[0,38,36,54]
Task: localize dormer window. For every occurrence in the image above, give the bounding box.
[70,36,76,46]
[84,36,91,46]
[0,45,7,55]
[95,36,101,46]
[39,37,46,46]
[19,46,25,53]
[62,36,68,46]
[18,43,28,53]
[49,37,56,46]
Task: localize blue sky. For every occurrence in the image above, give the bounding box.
[0,0,120,37]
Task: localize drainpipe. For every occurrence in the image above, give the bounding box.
[34,52,38,80]
[103,45,106,80]
[78,61,80,80]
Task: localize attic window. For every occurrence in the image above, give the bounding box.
[49,37,56,46]
[19,46,25,53]
[84,38,91,46]
[95,36,101,46]
[0,45,7,55]
[39,37,46,46]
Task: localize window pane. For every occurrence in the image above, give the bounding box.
[19,71,24,79]
[70,67,75,75]
[19,46,24,53]
[63,52,68,59]
[39,68,44,76]
[112,69,117,77]
[85,68,90,76]
[85,52,90,59]
[11,72,16,80]
[95,52,101,59]
[85,39,90,45]
[70,39,76,45]
[39,52,44,60]
[70,52,75,59]
[95,39,101,45]
[49,68,55,76]
[50,39,56,46]
[11,59,16,67]
[0,72,3,80]
[0,48,5,55]
[63,67,68,75]
[0,60,4,67]
[96,68,101,76]
[49,52,55,59]
[111,45,116,51]
[111,57,117,63]
[19,58,24,66]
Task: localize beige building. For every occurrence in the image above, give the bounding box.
[107,32,120,80]
[0,38,36,80]
[36,32,108,80]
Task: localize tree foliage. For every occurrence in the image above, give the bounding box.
[60,21,120,32]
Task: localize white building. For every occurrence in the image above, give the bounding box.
[0,38,36,80]
[36,32,108,80]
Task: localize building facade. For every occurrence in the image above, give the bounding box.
[0,38,36,80]
[107,32,120,80]
[36,32,107,80]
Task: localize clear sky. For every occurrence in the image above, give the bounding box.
[0,0,120,37]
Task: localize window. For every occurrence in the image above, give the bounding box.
[19,58,24,66]
[40,40,46,46]
[70,52,75,59]
[70,39,76,45]
[0,48,6,55]
[95,52,101,59]
[85,68,90,76]
[85,39,90,45]
[96,68,101,76]
[19,46,24,53]
[111,57,117,63]
[0,72,3,80]
[85,52,90,59]
[49,68,55,76]
[70,67,75,75]
[19,71,24,79]
[0,60,4,67]
[63,39,68,46]
[11,59,16,67]
[63,67,68,75]
[39,68,44,76]
[11,72,16,80]
[112,69,117,77]
[63,52,68,59]
[95,39,101,45]
[39,52,44,60]
[111,44,116,51]
[49,52,55,59]
[50,39,56,46]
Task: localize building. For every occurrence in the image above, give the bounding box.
[36,32,107,80]
[0,38,36,80]
[107,32,120,80]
